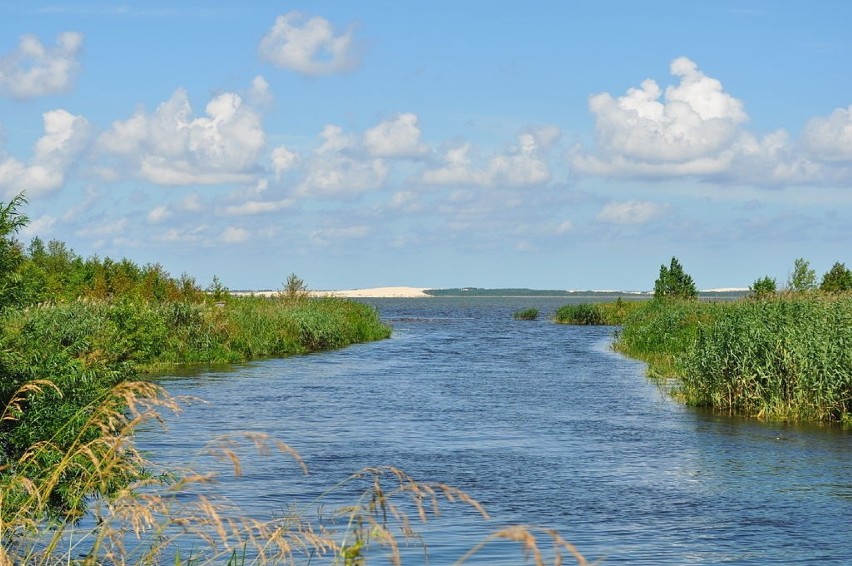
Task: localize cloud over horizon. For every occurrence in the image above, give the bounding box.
[0,32,83,99]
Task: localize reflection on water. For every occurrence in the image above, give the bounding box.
[138,297,852,564]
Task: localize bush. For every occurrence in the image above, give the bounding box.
[554,304,604,325]
[654,257,698,300]
[820,262,852,293]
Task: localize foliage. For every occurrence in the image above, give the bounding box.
[0,193,28,310]
[820,262,852,293]
[553,303,604,325]
[279,272,310,302]
[681,295,852,422]
[786,257,816,292]
[614,295,852,422]
[653,257,698,301]
[554,298,644,326]
[513,308,539,320]
[749,276,777,299]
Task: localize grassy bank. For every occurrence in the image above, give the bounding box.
[553,297,645,326]
[565,295,852,424]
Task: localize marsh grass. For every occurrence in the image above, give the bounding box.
[1,381,590,565]
[512,308,539,321]
[553,298,644,326]
[613,295,852,423]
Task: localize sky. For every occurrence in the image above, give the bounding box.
[1,1,850,291]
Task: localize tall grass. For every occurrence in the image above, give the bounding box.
[553,298,644,326]
[0,295,391,518]
[681,295,852,422]
[613,295,852,423]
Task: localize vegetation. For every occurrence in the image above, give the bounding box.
[556,255,851,424]
[653,256,698,300]
[787,257,817,292]
[750,276,777,299]
[513,308,540,320]
[553,297,643,326]
[820,262,852,293]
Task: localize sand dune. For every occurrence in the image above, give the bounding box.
[310,286,431,298]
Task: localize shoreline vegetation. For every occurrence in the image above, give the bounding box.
[554,257,852,425]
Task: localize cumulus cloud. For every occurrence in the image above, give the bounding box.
[258,12,359,75]
[0,32,83,99]
[296,124,388,197]
[596,200,668,224]
[0,109,90,198]
[570,57,749,177]
[801,105,852,162]
[420,132,551,188]
[364,113,429,158]
[97,85,265,186]
[147,205,171,223]
[223,198,295,216]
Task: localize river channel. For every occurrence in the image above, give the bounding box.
[139,297,852,564]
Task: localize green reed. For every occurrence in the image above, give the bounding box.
[553,297,644,326]
[513,308,540,321]
[612,295,852,423]
[681,295,852,422]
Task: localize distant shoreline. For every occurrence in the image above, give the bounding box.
[234,287,750,299]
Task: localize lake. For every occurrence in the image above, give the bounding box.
[139,297,852,564]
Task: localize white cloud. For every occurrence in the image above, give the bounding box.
[221,226,250,243]
[258,12,359,76]
[420,132,551,188]
[76,218,128,238]
[364,113,429,158]
[271,146,299,178]
[0,109,90,198]
[0,32,83,99]
[98,86,265,186]
[571,57,748,177]
[296,124,388,197]
[596,200,668,224]
[801,105,852,162]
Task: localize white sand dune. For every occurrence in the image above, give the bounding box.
[310,286,431,298]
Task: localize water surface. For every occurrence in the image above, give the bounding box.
[140,297,852,564]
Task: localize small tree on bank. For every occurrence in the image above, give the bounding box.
[750,276,777,299]
[787,258,816,292]
[280,272,310,301]
[820,262,852,293]
[654,257,698,300]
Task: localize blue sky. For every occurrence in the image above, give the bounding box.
[1,1,850,291]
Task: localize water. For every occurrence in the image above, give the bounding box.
[139,297,852,564]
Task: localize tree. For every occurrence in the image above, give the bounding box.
[654,257,698,300]
[749,276,776,299]
[820,262,852,293]
[280,272,309,301]
[787,258,816,292]
[0,193,29,309]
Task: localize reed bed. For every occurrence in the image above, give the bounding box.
[553,298,644,326]
[513,308,540,321]
[611,295,852,423]
[681,295,852,422]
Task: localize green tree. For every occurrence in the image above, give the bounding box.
[654,256,698,300]
[280,272,309,301]
[749,276,777,299]
[787,258,816,292]
[820,262,852,293]
[0,193,29,310]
